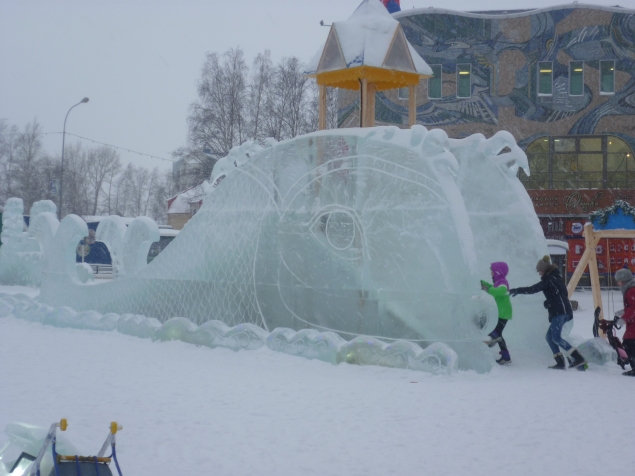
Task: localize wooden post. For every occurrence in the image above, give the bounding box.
[360,78,368,127]
[566,246,593,298]
[318,84,327,131]
[366,83,376,127]
[581,223,604,321]
[567,248,591,299]
[408,84,416,127]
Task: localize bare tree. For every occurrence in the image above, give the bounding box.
[307,81,340,131]
[0,120,19,202]
[247,51,273,142]
[61,143,91,216]
[179,48,249,186]
[86,146,121,215]
[13,120,45,211]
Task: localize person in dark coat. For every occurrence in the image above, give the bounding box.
[509,255,587,370]
[614,268,635,376]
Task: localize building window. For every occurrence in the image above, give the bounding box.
[569,61,583,96]
[600,60,615,94]
[457,64,471,98]
[398,87,409,100]
[607,137,635,188]
[538,61,553,96]
[519,135,635,190]
[428,64,442,99]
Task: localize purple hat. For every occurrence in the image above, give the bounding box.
[491,262,509,289]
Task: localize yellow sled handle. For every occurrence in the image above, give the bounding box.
[98,421,123,457]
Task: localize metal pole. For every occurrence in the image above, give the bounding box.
[59,97,89,219]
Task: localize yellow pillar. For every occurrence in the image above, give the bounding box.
[408,84,416,127]
[318,84,327,131]
[366,83,376,127]
[360,78,368,127]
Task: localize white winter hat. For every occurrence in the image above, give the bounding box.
[614,268,633,282]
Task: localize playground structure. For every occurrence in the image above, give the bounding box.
[306,0,432,129]
[567,202,635,323]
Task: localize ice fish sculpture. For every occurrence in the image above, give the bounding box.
[450,132,549,349]
[0,199,57,286]
[38,127,493,369]
[95,215,160,277]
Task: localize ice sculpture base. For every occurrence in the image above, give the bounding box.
[0,292,462,375]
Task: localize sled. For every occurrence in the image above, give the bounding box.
[592,306,632,370]
[15,419,124,476]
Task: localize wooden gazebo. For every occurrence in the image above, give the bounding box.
[305,0,433,130]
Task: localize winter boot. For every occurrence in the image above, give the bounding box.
[549,353,566,370]
[567,356,588,371]
[568,349,587,369]
[496,350,511,365]
[622,369,635,376]
[484,331,502,348]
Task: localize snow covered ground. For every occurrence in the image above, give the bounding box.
[0,286,632,476]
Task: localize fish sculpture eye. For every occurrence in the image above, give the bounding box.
[324,211,355,250]
[309,207,363,258]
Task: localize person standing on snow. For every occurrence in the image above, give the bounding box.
[614,268,635,376]
[509,255,587,370]
[481,262,513,365]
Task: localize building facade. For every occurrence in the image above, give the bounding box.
[338,4,635,283]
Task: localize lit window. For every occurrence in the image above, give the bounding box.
[457,64,471,98]
[398,87,409,100]
[569,61,583,96]
[428,65,442,99]
[520,135,635,190]
[538,61,552,95]
[600,60,615,94]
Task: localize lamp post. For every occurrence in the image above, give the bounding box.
[59,97,89,219]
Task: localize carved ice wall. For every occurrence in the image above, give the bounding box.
[0,199,57,286]
[2,127,548,372]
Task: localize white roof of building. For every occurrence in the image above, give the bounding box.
[306,0,432,76]
[167,181,212,215]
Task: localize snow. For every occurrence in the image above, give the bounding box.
[167,181,211,214]
[306,0,432,76]
[0,286,632,476]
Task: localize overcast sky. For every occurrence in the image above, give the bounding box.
[0,0,628,172]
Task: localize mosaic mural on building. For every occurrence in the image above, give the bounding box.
[342,6,634,142]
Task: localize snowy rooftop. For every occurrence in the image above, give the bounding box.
[167,181,212,215]
[393,4,634,20]
[306,0,431,76]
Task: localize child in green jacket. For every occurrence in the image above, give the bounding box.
[481,261,513,365]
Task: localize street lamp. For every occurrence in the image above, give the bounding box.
[59,97,89,219]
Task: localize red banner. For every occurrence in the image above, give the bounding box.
[567,237,635,274]
[527,190,635,215]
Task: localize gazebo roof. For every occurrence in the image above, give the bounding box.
[305,0,432,90]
